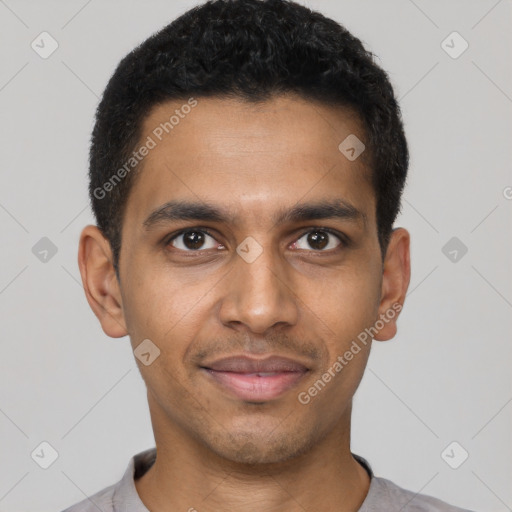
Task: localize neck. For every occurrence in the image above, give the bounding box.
[135,399,371,512]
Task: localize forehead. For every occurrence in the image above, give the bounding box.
[123,95,375,230]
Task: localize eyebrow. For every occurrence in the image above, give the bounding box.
[142,198,367,231]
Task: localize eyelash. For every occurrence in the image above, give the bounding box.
[164,227,348,253]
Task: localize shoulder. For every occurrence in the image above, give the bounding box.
[60,482,116,512]
[362,476,476,512]
[60,447,155,512]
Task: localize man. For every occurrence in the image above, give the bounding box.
[64,0,475,510]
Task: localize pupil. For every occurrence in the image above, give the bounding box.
[308,231,328,250]
[184,231,205,250]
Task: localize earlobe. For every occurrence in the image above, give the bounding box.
[77,225,128,338]
[374,227,411,342]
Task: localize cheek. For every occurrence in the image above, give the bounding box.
[301,264,382,342]
[121,269,178,343]
[302,272,378,411]
[122,267,214,361]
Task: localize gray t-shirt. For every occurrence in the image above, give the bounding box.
[62,448,475,511]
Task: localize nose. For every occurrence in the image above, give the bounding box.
[218,242,299,335]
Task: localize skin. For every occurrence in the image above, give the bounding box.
[78,94,410,512]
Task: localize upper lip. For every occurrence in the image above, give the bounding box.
[201,355,309,373]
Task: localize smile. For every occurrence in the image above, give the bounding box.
[201,368,308,402]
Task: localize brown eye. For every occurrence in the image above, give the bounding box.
[293,229,342,251]
[169,230,219,251]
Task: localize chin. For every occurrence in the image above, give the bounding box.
[208,431,314,466]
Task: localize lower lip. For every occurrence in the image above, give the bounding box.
[202,369,308,402]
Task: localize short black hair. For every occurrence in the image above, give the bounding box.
[89,0,409,276]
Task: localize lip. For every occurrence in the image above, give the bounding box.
[202,355,309,373]
[200,355,309,402]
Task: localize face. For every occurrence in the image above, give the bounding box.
[79,94,410,465]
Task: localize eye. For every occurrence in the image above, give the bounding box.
[292,229,343,252]
[167,229,223,251]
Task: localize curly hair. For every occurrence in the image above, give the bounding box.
[89,0,409,276]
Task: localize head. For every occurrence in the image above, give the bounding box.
[79,0,410,465]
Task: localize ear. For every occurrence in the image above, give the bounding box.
[374,227,411,341]
[77,225,128,338]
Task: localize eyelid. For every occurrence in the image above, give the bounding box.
[165,226,348,253]
[293,226,347,250]
[165,227,220,247]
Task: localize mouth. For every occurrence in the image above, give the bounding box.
[200,355,310,402]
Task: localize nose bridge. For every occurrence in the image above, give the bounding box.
[219,237,298,333]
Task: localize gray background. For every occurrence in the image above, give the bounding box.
[0,0,511,510]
